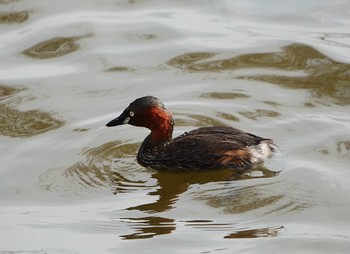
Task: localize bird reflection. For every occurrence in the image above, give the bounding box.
[118,166,279,240]
[224,225,284,239]
[119,216,175,240]
[125,166,279,213]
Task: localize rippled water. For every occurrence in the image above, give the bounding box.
[1,0,350,253]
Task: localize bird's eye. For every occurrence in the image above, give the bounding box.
[129,111,134,117]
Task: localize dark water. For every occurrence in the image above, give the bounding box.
[1,0,350,253]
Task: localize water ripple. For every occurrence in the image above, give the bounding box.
[0,84,64,137]
[167,44,350,105]
[22,37,81,59]
[0,11,29,24]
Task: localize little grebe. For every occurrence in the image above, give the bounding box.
[106,96,276,171]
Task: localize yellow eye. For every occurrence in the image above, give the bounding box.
[129,111,134,117]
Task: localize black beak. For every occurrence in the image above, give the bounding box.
[105,112,128,127]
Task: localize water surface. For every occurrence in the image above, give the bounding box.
[1,0,350,253]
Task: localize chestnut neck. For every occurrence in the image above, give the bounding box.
[141,106,174,146]
[149,123,173,146]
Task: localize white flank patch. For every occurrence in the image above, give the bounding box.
[248,141,273,164]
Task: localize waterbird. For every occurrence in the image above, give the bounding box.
[106,96,276,171]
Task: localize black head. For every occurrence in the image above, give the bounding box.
[105,96,172,129]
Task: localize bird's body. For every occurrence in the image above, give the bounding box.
[106,96,275,171]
